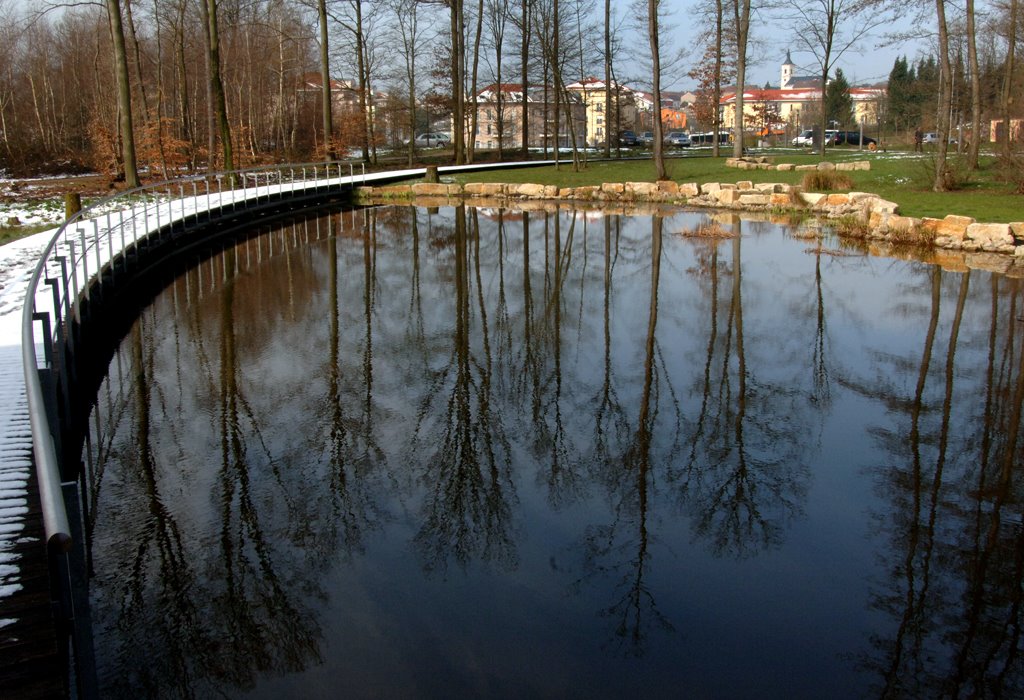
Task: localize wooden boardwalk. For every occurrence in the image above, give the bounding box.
[0,345,63,698]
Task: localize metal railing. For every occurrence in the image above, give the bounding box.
[20,160,374,697]
[19,156,560,696]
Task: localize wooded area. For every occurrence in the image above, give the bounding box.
[0,0,1020,191]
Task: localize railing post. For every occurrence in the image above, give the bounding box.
[91,221,101,290]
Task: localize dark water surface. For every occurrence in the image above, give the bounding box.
[84,205,1024,699]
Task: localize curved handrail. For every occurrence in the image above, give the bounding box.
[19,156,559,555]
[20,160,360,551]
[17,155,562,696]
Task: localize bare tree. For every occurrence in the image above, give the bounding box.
[203,0,234,172]
[106,0,140,186]
[730,0,751,157]
[318,0,335,159]
[648,0,666,179]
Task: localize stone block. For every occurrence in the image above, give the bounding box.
[601,182,624,194]
[928,214,974,241]
[572,186,599,199]
[776,163,796,171]
[412,183,450,196]
[847,191,876,203]
[678,182,700,196]
[736,181,754,190]
[1011,222,1024,240]
[799,192,826,207]
[755,182,780,193]
[795,164,818,171]
[739,194,771,206]
[854,161,872,170]
[657,180,680,195]
[888,215,922,234]
[627,182,659,197]
[826,193,851,206]
[770,192,795,207]
[966,223,1014,247]
[817,161,836,171]
[869,211,889,229]
[700,182,721,195]
[757,163,774,170]
[544,185,560,197]
[835,162,856,171]
[465,182,504,196]
[869,199,900,215]
[715,189,741,205]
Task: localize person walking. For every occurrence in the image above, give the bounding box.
[914,127,923,152]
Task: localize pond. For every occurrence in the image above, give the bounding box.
[83,204,1024,699]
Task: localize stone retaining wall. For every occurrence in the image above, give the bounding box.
[723,156,872,172]
[354,180,1024,258]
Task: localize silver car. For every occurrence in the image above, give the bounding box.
[412,132,451,148]
[665,132,691,147]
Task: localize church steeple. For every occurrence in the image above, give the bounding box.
[781,50,795,89]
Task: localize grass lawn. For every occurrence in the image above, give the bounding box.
[449,147,1023,223]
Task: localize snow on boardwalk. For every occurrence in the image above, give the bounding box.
[0,230,54,615]
[0,345,32,609]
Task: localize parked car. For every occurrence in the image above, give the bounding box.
[665,132,691,147]
[617,130,638,147]
[638,131,655,146]
[830,130,877,146]
[410,132,451,148]
[792,129,815,146]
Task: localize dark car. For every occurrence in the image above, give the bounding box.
[617,130,638,147]
[829,130,877,147]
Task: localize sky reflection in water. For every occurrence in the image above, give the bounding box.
[83,205,1024,699]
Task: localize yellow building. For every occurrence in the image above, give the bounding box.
[565,78,643,146]
[719,55,885,133]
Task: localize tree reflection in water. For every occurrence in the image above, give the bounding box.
[411,205,517,574]
[853,267,1024,697]
[673,221,809,558]
[80,204,1024,696]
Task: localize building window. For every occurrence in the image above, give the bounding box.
[597,117,603,125]
[596,103,603,112]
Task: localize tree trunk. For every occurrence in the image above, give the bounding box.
[355,0,370,163]
[732,0,750,159]
[933,0,952,191]
[598,0,606,157]
[451,0,466,164]
[713,0,722,158]
[318,0,334,160]
[468,0,485,163]
[966,0,981,169]
[648,0,666,180]
[553,0,559,167]
[1002,0,1019,157]
[106,0,140,186]
[521,0,529,157]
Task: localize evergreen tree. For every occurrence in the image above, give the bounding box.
[914,56,939,127]
[824,68,854,127]
[886,56,915,130]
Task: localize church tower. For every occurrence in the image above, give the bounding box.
[781,50,796,89]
